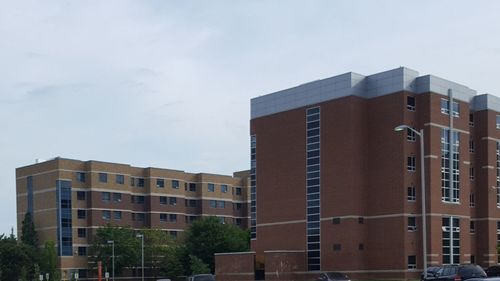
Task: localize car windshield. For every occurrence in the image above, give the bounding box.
[326,272,347,279]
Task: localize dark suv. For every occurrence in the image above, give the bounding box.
[434,265,486,281]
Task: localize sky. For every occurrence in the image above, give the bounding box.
[1,0,500,235]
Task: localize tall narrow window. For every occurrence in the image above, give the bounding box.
[469,167,475,181]
[407,186,416,201]
[407,128,416,142]
[57,180,73,256]
[441,128,460,203]
[469,113,474,127]
[250,134,257,240]
[496,115,500,129]
[442,217,460,265]
[469,139,474,153]
[470,192,475,207]
[408,217,417,231]
[497,142,500,208]
[407,96,416,111]
[470,221,475,234]
[408,255,416,269]
[407,156,416,172]
[306,106,321,271]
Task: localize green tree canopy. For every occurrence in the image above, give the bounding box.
[39,241,59,281]
[20,212,38,249]
[184,217,250,273]
[143,229,174,278]
[89,224,140,276]
[0,234,31,281]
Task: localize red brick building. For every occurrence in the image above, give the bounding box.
[247,67,500,279]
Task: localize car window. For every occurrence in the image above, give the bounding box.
[443,267,451,276]
[194,276,215,281]
[436,268,444,276]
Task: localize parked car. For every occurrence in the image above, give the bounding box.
[486,265,500,277]
[434,264,486,281]
[186,274,216,281]
[422,266,442,281]
[156,279,172,281]
[316,272,350,281]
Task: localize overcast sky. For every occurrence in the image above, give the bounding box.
[1,0,500,235]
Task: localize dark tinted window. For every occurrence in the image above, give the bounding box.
[458,265,486,278]
[193,276,215,281]
[326,272,348,279]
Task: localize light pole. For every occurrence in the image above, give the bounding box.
[395,125,427,278]
[107,240,115,281]
[136,234,144,281]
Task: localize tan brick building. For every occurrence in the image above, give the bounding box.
[16,157,249,279]
[246,67,500,280]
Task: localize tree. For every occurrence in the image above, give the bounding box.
[40,241,59,281]
[189,255,210,275]
[21,212,39,280]
[0,234,31,281]
[21,212,38,249]
[89,224,140,276]
[143,229,173,279]
[184,217,250,273]
[159,246,184,278]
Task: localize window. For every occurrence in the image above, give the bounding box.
[135,196,145,204]
[235,203,242,210]
[407,156,416,172]
[441,128,460,203]
[306,107,321,271]
[333,244,341,251]
[189,183,197,192]
[441,98,459,117]
[188,200,197,208]
[250,134,257,241]
[76,172,86,183]
[77,209,86,219]
[332,218,340,224]
[497,142,500,208]
[102,210,111,220]
[470,192,475,207]
[77,191,86,201]
[130,177,135,186]
[208,183,215,192]
[169,214,177,223]
[101,192,111,202]
[169,197,177,206]
[358,217,364,224]
[408,216,417,231]
[160,196,167,205]
[171,180,179,189]
[469,167,475,181]
[407,186,416,201]
[113,211,122,220]
[408,255,416,269]
[210,200,217,208]
[407,128,416,142]
[235,218,242,226]
[160,213,167,222]
[497,115,500,129]
[235,187,242,195]
[113,193,122,203]
[156,179,164,188]
[221,184,228,193]
[407,96,415,111]
[116,174,124,184]
[170,231,178,240]
[77,228,86,238]
[133,213,145,221]
[442,217,460,264]
[469,113,474,127]
[358,243,364,250]
[470,221,475,234]
[137,178,145,187]
[469,139,474,153]
[99,173,108,183]
[78,247,87,256]
[218,201,226,208]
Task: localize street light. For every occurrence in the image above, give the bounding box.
[395,124,427,278]
[136,234,144,281]
[107,240,115,281]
